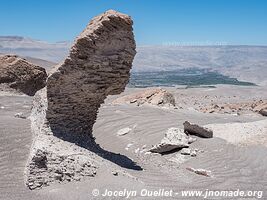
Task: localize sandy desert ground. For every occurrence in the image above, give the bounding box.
[0,84,266,200]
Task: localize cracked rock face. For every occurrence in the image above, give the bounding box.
[46,10,136,137]
[0,55,47,96]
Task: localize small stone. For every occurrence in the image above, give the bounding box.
[112,171,118,176]
[142,144,147,149]
[139,148,147,154]
[14,112,27,119]
[134,148,140,154]
[181,148,191,155]
[188,137,197,144]
[190,150,197,157]
[186,167,211,177]
[125,143,134,151]
[259,109,267,116]
[117,127,132,136]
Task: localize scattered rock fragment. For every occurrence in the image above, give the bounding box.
[183,121,213,138]
[139,148,147,154]
[181,148,191,155]
[14,112,27,119]
[117,127,132,136]
[150,128,189,153]
[125,143,134,151]
[141,144,147,149]
[144,151,152,155]
[112,171,119,176]
[180,148,197,156]
[188,136,197,144]
[190,150,197,157]
[134,148,140,154]
[259,109,267,116]
[186,167,211,177]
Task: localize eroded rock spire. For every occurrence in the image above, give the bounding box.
[46,10,136,137]
[26,10,136,189]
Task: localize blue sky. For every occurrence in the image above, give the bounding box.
[0,0,266,45]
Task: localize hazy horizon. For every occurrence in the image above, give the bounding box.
[1,35,267,47]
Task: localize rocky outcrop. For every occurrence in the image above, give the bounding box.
[26,10,136,189]
[0,55,47,95]
[149,128,190,153]
[183,121,213,138]
[199,100,267,115]
[112,88,175,106]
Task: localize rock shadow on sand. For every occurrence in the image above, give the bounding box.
[50,127,143,171]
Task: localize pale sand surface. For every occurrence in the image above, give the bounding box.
[0,85,267,199]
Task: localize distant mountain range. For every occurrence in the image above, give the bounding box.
[1,36,266,85]
[0,36,70,63]
[134,45,267,86]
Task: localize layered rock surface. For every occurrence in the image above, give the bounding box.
[26,10,136,189]
[0,55,47,95]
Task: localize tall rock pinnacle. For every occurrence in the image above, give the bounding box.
[26,10,136,189]
[46,10,136,137]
